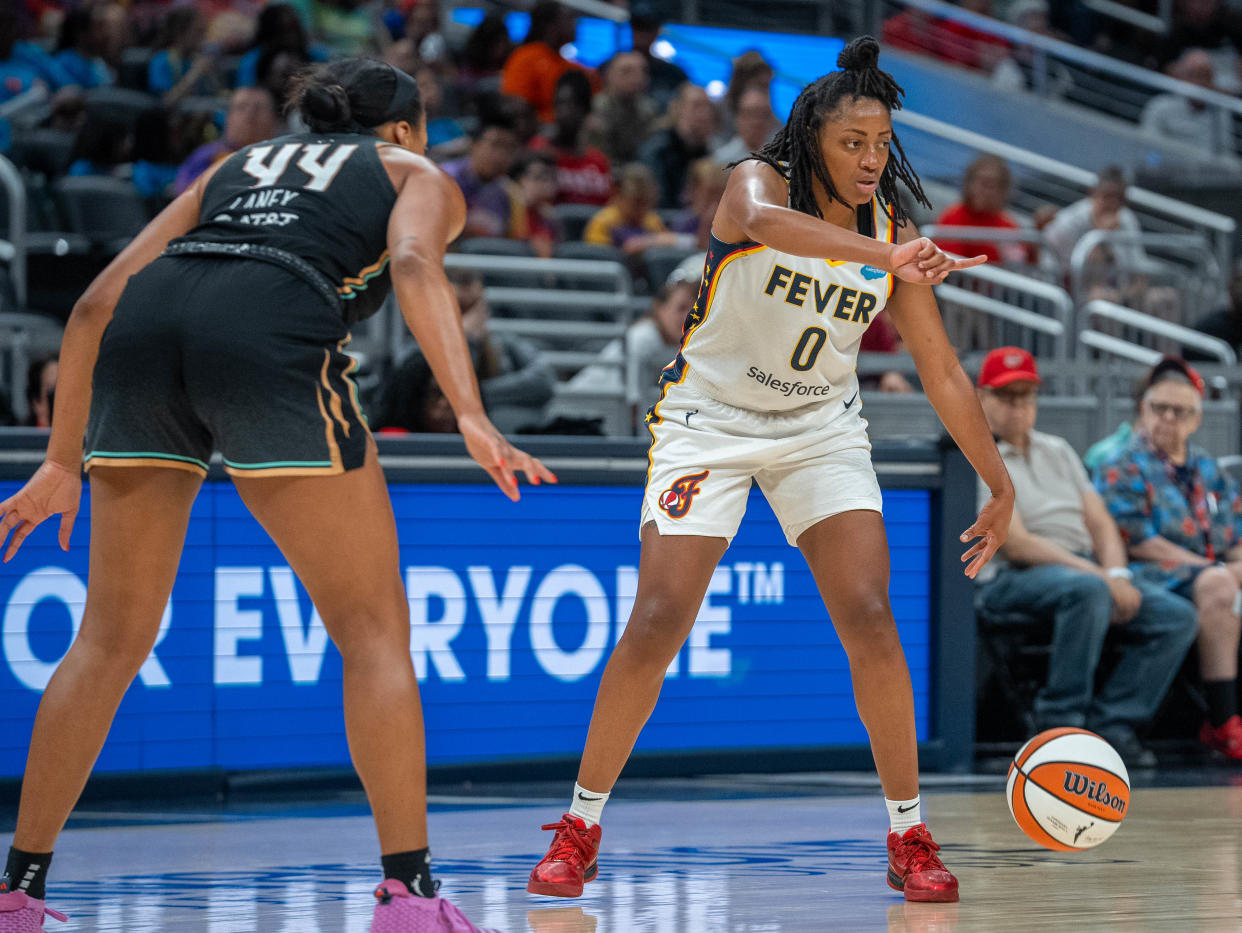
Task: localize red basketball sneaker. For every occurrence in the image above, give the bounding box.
[527,814,602,898]
[1199,715,1242,760]
[886,824,959,903]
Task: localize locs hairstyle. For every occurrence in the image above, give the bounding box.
[751,36,929,224]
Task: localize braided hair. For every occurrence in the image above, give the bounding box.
[752,36,929,224]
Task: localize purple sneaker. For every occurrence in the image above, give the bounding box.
[0,889,67,932]
[370,879,502,933]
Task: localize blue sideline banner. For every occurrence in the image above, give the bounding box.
[0,480,932,776]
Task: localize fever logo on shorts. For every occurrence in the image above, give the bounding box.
[658,470,710,519]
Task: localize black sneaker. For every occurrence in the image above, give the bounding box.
[1098,727,1157,769]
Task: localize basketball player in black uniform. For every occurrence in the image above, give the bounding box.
[0,60,545,932]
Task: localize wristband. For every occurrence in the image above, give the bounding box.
[1106,567,1133,580]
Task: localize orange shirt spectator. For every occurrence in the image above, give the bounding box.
[500,1,596,123]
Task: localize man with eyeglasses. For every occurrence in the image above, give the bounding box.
[1095,356,1242,761]
[974,347,1198,768]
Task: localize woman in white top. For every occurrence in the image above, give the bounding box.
[528,37,1015,905]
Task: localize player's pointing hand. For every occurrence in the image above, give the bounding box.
[890,236,987,285]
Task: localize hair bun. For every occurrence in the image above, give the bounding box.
[837,35,881,71]
[301,82,352,131]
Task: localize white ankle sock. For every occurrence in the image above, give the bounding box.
[568,782,610,827]
[886,795,922,835]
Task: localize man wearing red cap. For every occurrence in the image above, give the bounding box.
[974,347,1198,767]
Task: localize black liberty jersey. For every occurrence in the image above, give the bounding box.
[172,133,398,325]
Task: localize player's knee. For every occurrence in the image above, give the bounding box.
[322,600,409,658]
[835,593,897,655]
[76,618,161,673]
[618,597,696,667]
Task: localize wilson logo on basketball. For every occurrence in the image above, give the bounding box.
[1062,770,1127,815]
[658,470,709,519]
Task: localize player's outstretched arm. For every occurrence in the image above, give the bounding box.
[0,165,219,561]
[884,220,1014,578]
[713,161,987,282]
[386,156,556,500]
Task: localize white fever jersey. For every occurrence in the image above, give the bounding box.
[661,197,896,413]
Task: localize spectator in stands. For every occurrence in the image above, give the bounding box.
[637,82,717,209]
[935,155,1037,266]
[1140,48,1237,160]
[452,267,555,432]
[1187,258,1242,359]
[529,70,612,207]
[941,0,1012,72]
[148,7,221,105]
[718,50,773,142]
[670,158,728,251]
[588,51,658,165]
[1094,356,1242,760]
[584,162,688,256]
[66,111,131,178]
[1043,165,1145,274]
[23,354,57,429]
[713,85,778,167]
[457,11,514,93]
[307,0,385,57]
[975,347,1198,767]
[256,47,313,132]
[416,64,468,159]
[53,3,124,90]
[883,0,1009,73]
[374,348,468,434]
[567,257,700,411]
[236,3,328,89]
[130,107,182,199]
[441,98,525,239]
[1045,166,1181,326]
[0,5,74,102]
[511,150,563,258]
[401,0,448,66]
[1156,0,1242,78]
[501,1,594,125]
[174,85,279,194]
[992,0,1075,98]
[627,0,689,109]
[377,270,554,433]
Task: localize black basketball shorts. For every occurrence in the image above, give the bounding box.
[85,255,369,477]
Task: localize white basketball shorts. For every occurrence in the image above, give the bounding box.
[641,379,883,547]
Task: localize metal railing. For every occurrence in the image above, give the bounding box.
[936,262,1074,380]
[881,0,1241,143]
[1079,299,1236,365]
[0,155,27,310]
[920,224,1061,281]
[893,109,1237,274]
[1066,231,1225,333]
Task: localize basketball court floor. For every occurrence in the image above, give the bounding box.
[8,766,1240,932]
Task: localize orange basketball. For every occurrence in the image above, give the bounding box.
[1005,727,1130,851]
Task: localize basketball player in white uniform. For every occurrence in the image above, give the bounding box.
[528,37,1015,904]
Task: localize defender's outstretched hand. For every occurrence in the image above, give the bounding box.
[892,236,987,285]
[0,460,81,562]
[458,413,558,502]
[959,492,1013,579]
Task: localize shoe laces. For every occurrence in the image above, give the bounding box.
[896,826,946,874]
[540,816,592,863]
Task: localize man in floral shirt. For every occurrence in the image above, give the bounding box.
[1095,357,1242,760]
